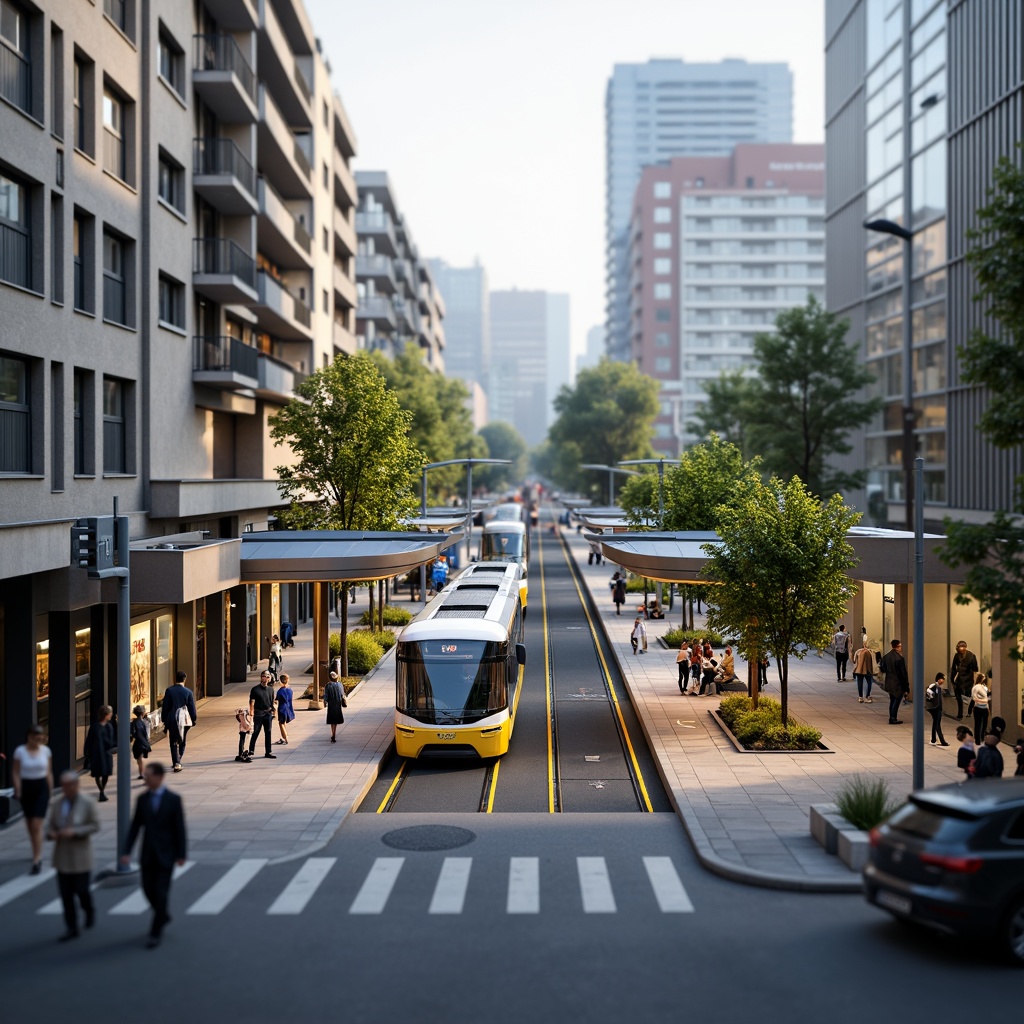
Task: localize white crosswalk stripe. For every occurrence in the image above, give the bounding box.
[506,856,539,914]
[0,868,56,909]
[349,857,404,915]
[108,861,195,915]
[267,857,336,915]
[577,857,616,913]
[643,856,694,913]
[428,857,472,915]
[186,858,266,916]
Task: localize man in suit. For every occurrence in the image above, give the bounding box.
[160,670,198,772]
[45,770,100,941]
[120,762,187,948]
[880,638,910,725]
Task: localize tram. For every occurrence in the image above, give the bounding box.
[394,562,526,759]
[478,517,529,607]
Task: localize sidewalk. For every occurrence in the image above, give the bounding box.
[0,594,402,871]
[564,527,963,892]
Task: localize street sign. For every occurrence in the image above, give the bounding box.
[70,516,116,576]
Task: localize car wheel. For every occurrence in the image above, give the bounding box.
[1003,898,1024,966]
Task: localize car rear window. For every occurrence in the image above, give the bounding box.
[887,802,977,843]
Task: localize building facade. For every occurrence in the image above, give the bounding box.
[576,324,605,379]
[354,170,444,370]
[0,0,358,780]
[489,289,570,447]
[426,258,489,403]
[605,58,793,362]
[626,144,825,455]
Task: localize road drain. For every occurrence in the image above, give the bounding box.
[381,825,477,851]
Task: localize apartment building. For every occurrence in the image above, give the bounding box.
[0,0,358,779]
[626,144,825,455]
[426,258,489,401]
[355,171,445,370]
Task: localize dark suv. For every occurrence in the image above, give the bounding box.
[863,779,1024,965]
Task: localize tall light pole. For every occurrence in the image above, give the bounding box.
[912,456,925,790]
[618,458,682,528]
[579,463,640,506]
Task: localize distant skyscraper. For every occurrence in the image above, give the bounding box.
[577,325,605,378]
[490,289,571,447]
[605,58,794,360]
[427,259,490,399]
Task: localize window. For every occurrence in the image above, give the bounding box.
[73,55,92,154]
[104,0,127,35]
[102,87,125,180]
[654,207,672,224]
[157,150,184,213]
[50,24,63,137]
[157,26,184,97]
[653,182,671,199]
[654,232,671,250]
[72,210,94,312]
[73,369,90,474]
[655,332,670,348]
[654,258,671,275]
[0,0,30,115]
[322,226,328,252]
[654,357,671,373]
[50,193,63,303]
[322,162,328,189]
[102,230,126,324]
[102,376,125,474]
[655,308,671,323]
[323,100,328,128]
[50,361,63,491]
[654,283,672,300]
[322,288,328,313]
[0,353,30,472]
[0,170,30,288]
[158,273,184,328]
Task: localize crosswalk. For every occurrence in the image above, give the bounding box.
[0,853,694,920]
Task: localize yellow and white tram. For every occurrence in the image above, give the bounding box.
[394,562,526,759]
[478,517,529,607]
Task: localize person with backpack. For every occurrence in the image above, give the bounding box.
[949,640,978,720]
[832,624,852,681]
[925,673,949,746]
[973,732,1004,778]
[160,671,198,773]
[852,640,875,703]
[267,635,283,680]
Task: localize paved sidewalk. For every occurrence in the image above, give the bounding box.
[564,527,963,892]
[0,594,403,872]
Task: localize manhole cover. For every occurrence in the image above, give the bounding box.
[381,825,477,851]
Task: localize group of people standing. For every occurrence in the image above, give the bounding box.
[673,640,738,696]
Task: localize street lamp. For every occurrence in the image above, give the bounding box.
[618,458,681,529]
[579,463,640,506]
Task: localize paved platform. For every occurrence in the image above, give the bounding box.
[563,526,963,892]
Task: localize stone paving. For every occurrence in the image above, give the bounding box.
[563,526,964,891]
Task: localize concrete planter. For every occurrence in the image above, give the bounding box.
[837,828,871,872]
[710,708,833,754]
[809,803,850,854]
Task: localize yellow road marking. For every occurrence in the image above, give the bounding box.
[557,532,654,813]
[375,759,407,813]
[484,761,500,813]
[539,526,556,813]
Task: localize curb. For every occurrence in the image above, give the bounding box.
[563,530,863,894]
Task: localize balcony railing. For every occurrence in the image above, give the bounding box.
[193,33,256,103]
[0,39,30,114]
[293,63,311,105]
[193,335,259,380]
[0,222,30,290]
[0,405,30,473]
[193,137,256,197]
[193,238,257,289]
[356,211,392,232]
[257,270,312,329]
[356,254,394,278]
[358,294,395,323]
[292,136,311,179]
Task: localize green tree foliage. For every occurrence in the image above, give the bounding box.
[270,354,423,674]
[940,151,1024,656]
[691,297,881,497]
[689,370,754,457]
[545,359,660,494]
[475,422,528,493]
[619,434,761,531]
[702,475,861,724]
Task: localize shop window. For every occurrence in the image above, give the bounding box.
[74,627,91,760]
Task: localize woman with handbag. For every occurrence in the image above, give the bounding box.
[130,705,152,779]
[324,671,348,743]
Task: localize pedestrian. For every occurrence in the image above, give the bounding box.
[758,655,769,691]
[268,634,283,680]
[925,673,949,746]
[12,724,53,875]
[612,574,627,616]
[852,640,875,703]
[970,671,990,742]
[973,731,1004,778]
[430,556,448,595]
[715,647,736,687]
[280,620,295,648]
[45,770,99,942]
[1013,737,1024,777]
[630,616,647,655]
[275,672,295,745]
[955,726,976,777]
[120,762,187,949]
[690,644,704,693]
[83,705,115,802]
[880,639,909,724]
[234,705,253,763]
[832,624,852,681]
[130,705,152,780]
[160,670,197,773]
[949,640,978,721]
[324,670,347,743]
[676,642,690,694]
[588,541,602,565]
[696,652,718,696]
[248,670,277,759]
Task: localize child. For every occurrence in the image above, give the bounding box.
[955,726,975,778]
[235,707,254,763]
[129,705,151,780]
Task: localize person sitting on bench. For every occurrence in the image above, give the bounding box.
[714,647,738,691]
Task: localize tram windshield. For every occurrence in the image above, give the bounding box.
[481,531,525,560]
[397,640,508,725]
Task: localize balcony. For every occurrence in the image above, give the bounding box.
[357,293,396,329]
[333,154,357,209]
[193,34,258,123]
[257,84,311,200]
[256,351,302,403]
[333,319,357,356]
[392,296,416,333]
[333,206,356,257]
[193,238,258,304]
[356,254,396,293]
[199,0,257,30]
[257,177,312,270]
[253,270,312,340]
[333,261,357,310]
[355,211,397,257]
[256,0,312,127]
[192,336,259,390]
[193,138,258,215]
[150,478,284,520]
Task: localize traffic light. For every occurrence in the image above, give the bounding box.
[70,517,116,574]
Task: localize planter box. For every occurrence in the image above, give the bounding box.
[809,803,851,854]
[709,708,833,754]
[837,828,871,872]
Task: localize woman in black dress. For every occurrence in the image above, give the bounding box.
[323,671,347,743]
[12,724,53,874]
[84,705,115,801]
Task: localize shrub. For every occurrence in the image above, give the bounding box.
[358,605,413,627]
[345,631,385,674]
[717,696,820,750]
[356,627,396,651]
[625,575,650,593]
[663,627,726,648]
[717,695,754,728]
[733,707,783,746]
[834,775,899,831]
[329,632,341,659]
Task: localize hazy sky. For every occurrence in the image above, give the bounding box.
[305,0,825,360]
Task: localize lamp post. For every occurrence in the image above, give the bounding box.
[618,458,682,528]
[579,463,640,506]
[912,456,925,790]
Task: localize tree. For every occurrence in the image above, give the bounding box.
[545,359,660,494]
[702,476,861,724]
[688,370,754,457]
[270,354,423,675]
[691,297,881,497]
[939,151,1024,657]
[475,422,528,492]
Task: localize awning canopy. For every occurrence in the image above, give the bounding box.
[239,531,452,583]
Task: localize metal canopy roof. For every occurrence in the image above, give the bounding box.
[239,531,451,583]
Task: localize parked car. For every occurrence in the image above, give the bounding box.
[863,779,1024,965]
